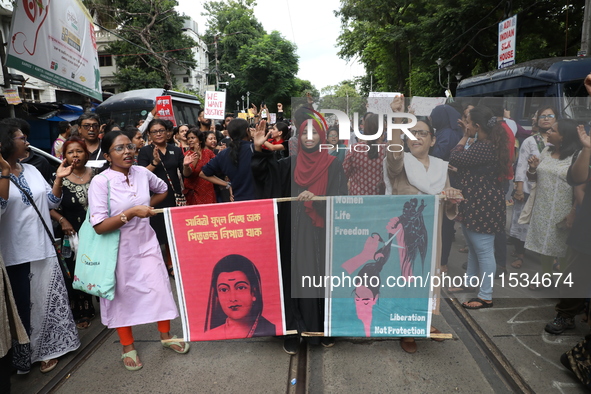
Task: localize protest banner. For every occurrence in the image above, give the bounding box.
[155,95,176,126]
[367,92,403,114]
[204,91,226,120]
[6,0,102,100]
[164,199,286,341]
[325,195,439,338]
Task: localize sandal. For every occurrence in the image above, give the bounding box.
[511,258,523,269]
[161,335,190,354]
[76,317,92,330]
[462,298,493,309]
[430,326,445,342]
[400,338,417,354]
[121,350,142,371]
[40,359,58,373]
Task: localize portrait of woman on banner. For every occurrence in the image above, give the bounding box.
[203,254,276,339]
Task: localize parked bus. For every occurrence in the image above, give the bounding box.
[95,88,202,127]
[456,56,591,126]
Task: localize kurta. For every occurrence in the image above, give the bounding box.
[88,166,179,328]
[343,142,385,195]
[183,149,216,205]
[524,147,574,257]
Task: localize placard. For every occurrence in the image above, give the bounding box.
[164,200,286,341]
[408,97,447,117]
[155,95,176,126]
[204,91,226,120]
[325,195,439,337]
[3,89,22,105]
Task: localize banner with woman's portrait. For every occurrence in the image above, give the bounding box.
[164,199,286,341]
[325,195,439,337]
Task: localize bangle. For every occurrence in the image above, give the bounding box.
[0,175,9,179]
[527,168,537,174]
[151,161,158,167]
[59,216,65,224]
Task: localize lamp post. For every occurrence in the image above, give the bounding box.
[241,95,245,111]
[236,100,240,111]
[436,58,462,94]
[246,91,250,109]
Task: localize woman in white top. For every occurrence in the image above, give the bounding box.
[0,121,80,374]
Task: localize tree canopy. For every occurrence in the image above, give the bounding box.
[84,0,197,91]
[336,0,585,97]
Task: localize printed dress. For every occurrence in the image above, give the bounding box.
[88,166,179,328]
[524,147,574,257]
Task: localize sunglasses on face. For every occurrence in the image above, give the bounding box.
[109,143,136,153]
[81,123,100,130]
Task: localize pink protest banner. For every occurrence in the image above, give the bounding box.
[163,199,286,341]
[156,95,177,126]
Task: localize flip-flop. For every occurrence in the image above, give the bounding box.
[76,317,92,330]
[430,326,445,342]
[462,298,493,309]
[121,350,142,371]
[511,258,523,269]
[40,359,58,373]
[161,335,190,354]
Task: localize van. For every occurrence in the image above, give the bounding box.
[95,88,202,127]
[456,56,591,126]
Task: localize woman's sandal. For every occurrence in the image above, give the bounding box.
[121,350,142,371]
[430,326,445,342]
[511,258,523,269]
[400,338,417,354]
[462,298,493,309]
[76,317,92,330]
[40,359,58,373]
[161,335,190,354]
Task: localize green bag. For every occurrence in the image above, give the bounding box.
[72,175,120,300]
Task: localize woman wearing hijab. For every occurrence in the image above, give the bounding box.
[251,111,348,354]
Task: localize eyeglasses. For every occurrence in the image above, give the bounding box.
[109,143,136,153]
[538,114,556,120]
[81,123,100,130]
[150,129,167,135]
[410,130,431,138]
[13,135,28,142]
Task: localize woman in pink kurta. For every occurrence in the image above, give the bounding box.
[88,131,189,371]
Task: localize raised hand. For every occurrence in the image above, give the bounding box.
[55,159,73,179]
[390,95,405,112]
[252,120,269,149]
[277,103,283,111]
[578,124,591,149]
[183,151,197,166]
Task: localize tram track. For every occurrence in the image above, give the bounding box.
[38,327,114,394]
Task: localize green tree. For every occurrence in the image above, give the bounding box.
[336,0,585,97]
[85,0,197,91]
[319,80,366,116]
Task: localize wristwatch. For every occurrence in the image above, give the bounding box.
[120,213,128,223]
[225,182,232,189]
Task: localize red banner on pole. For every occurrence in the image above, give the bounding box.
[164,200,286,341]
[156,95,177,126]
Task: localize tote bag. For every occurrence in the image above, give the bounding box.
[72,175,120,300]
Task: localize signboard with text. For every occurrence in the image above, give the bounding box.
[3,89,22,105]
[164,200,286,341]
[155,95,177,126]
[325,195,439,338]
[6,0,102,100]
[204,91,226,120]
[498,15,517,69]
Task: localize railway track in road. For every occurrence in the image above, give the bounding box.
[285,295,536,394]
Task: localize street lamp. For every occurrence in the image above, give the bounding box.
[436,58,461,93]
[236,100,240,111]
[241,95,245,111]
[246,91,250,109]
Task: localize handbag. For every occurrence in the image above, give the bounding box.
[72,174,120,300]
[159,158,187,207]
[518,182,536,224]
[9,178,71,280]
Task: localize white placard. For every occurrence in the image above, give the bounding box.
[498,15,517,69]
[367,92,403,114]
[204,91,227,120]
[408,97,447,117]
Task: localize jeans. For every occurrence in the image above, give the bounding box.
[462,225,496,301]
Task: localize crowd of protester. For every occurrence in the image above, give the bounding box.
[1,79,591,391]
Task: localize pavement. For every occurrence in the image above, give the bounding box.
[10,217,590,394]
